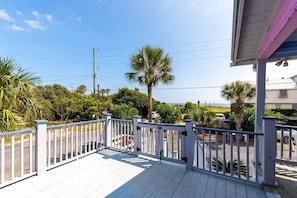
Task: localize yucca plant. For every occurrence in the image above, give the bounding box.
[212,156,248,177]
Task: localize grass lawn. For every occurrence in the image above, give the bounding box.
[205,106,230,113]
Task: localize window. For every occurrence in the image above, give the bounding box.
[279,89,288,98]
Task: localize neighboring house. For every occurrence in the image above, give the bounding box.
[247,76,297,110]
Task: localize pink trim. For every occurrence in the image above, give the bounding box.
[257,0,297,59]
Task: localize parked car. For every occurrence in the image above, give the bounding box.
[277,129,297,145]
[148,111,160,119]
[215,113,226,120]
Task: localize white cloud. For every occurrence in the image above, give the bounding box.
[24,20,45,30]
[11,24,26,31]
[190,0,198,6]
[32,11,39,18]
[0,9,15,22]
[45,14,53,22]
[16,11,23,15]
[0,9,54,31]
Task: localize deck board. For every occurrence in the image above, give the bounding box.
[0,149,269,198]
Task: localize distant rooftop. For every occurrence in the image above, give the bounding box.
[249,76,297,90]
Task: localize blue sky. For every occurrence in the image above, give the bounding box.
[1,0,297,104]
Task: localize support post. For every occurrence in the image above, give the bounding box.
[35,120,48,176]
[104,113,112,148]
[261,116,278,186]
[185,119,193,170]
[133,116,141,155]
[254,59,266,133]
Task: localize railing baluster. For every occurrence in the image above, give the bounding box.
[280,129,284,159]
[54,129,57,165]
[11,135,15,180]
[75,125,78,158]
[208,130,211,171]
[84,124,87,153]
[255,133,259,183]
[246,135,250,180]
[1,137,4,183]
[215,131,218,173]
[236,133,241,178]
[48,129,51,166]
[60,128,62,162]
[222,132,226,175]
[289,129,292,160]
[65,127,68,160]
[196,131,199,168]
[80,124,83,155]
[88,123,91,151]
[202,129,205,169]
[29,132,32,173]
[20,133,24,176]
[71,126,73,158]
[230,132,233,176]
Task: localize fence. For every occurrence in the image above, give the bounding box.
[0,115,279,188]
[275,124,297,162]
[193,126,263,183]
[0,128,36,187]
[0,119,105,188]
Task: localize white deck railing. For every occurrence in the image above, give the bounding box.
[0,128,36,187]
[46,119,105,170]
[0,115,279,188]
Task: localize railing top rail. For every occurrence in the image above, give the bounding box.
[139,121,185,127]
[275,124,297,129]
[193,125,263,135]
[0,128,35,137]
[138,122,186,131]
[111,118,132,122]
[47,119,105,129]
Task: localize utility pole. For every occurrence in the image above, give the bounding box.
[97,84,100,100]
[93,48,97,97]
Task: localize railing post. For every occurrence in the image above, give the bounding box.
[261,116,278,186]
[35,120,48,176]
[104,113,112,148]
[185,119,194,170]
[133,116,141,155]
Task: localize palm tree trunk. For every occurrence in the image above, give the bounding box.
[148,84,152,122]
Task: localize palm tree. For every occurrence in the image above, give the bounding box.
[105,88,110,96]
[221,81,255,131]
[126,45,174,122]
[0,57,47,131]
[76,85,87,95]
[192,107,220,128]
[212,156,248,177]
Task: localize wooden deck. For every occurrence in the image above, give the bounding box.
[0,149,272,198]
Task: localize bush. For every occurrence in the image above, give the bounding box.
[110,102,139,120]
[156,103,181,124]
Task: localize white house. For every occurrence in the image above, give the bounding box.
[247,76,297,110]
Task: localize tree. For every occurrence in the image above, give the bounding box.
[156,103,181,124]
[71,95,104,120]
[0,57,48,131]
[221,81,255,131]
[110,102,139,120]
[126,45,174,122]
[110,88,149,118]
[37,84,74,122]
[76,85,87,95]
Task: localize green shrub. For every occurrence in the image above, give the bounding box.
[212,156,247,177]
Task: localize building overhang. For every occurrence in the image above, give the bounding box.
[231,0,297,66]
